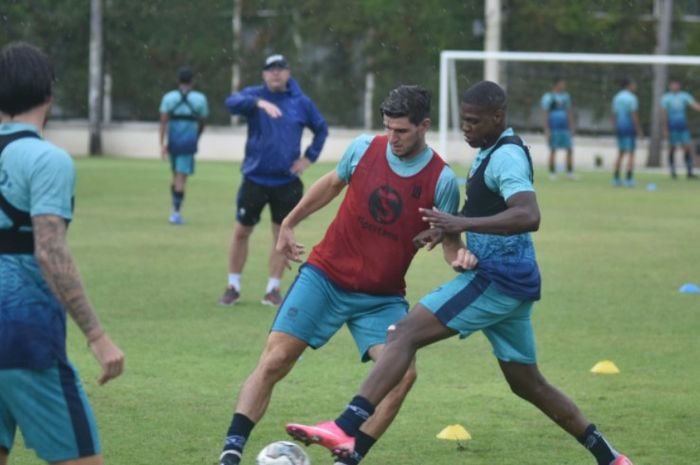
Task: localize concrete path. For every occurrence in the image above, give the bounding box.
[44,120,674,172]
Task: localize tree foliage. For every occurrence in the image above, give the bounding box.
[1,0,699,128]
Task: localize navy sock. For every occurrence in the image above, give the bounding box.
[337,430,376,465]
[223,413,255,453]
[626,170,633,180]
[334,396,375,437]
[684,151,693,175]
[172,189,184,212]
[577,424,618,465]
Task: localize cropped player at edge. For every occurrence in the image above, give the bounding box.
[0,42,124,465]
[216,85,463,465]
[287,81,635,465]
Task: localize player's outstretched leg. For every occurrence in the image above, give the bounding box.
[219,332,307,465]
[498,360,634,465]
[286,306,453,457]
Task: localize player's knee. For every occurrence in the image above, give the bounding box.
[390,320,421,349]
[258,350,296,382]
[233,224,254,240]
[506,372,547,402]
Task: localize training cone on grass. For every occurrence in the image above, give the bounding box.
[590,360,620,374]
[437,424,472,450]
[678,283,700,294]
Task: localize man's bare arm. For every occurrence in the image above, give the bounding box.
[33,215,102,339]
[32,214,124,384]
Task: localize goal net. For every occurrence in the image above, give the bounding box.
[438,51,700,169]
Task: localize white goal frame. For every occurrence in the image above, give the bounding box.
[439,50,700,160]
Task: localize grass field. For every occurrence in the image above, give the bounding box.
[10,157,700,465]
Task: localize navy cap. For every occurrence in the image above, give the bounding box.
[263,54,288,70]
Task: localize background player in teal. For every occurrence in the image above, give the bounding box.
[0,42,124,465]
[660,79,700,179]
[289,81,635,465]
[541,78,576,180]
[611,78,643,187]
[217,86,460,465]
[159,65,209,224]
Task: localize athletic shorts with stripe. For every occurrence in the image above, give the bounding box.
[420,270,537,364]
[0,361,101,462]
[271,264,408,362]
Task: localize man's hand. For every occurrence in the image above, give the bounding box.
[451,248,478,272]
[420,207,468,234]
[413,228,444,251]
[257,99,282,118]
[88,333,125,385]
[290,157,311,175]
[160,145,168,160]
[276,223,305,268]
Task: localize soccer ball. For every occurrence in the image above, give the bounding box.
[256,441,310,465]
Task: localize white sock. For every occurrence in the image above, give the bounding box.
[266,277,281,293]
[228,273,241,291]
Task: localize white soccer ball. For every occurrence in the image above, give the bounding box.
[256,441,310,465]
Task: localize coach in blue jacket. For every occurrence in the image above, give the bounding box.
[219,54,328,307]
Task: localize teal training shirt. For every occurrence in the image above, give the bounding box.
[612,90,638,135]
[0,122,74,369]
[159,89,209,155]
[466,128,536,263]
[540,91,571,130]
[336,134,460,215]
[661,91,695,131]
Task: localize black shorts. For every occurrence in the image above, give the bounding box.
[236,178,303,226]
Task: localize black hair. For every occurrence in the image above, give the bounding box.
[461,80,506,112]
[0,42,54,117]
[178,65,194,84]
[553,76,565,85]
[620,77,635,88]
[380,85,431,125]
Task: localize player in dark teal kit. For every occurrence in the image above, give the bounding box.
[159,66,209,224]
[611,78,643,187]
[541,78,576,180]
[0,42,124,465]
[289,81,635,465]
[661,79,700,179]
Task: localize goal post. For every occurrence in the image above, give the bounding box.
[438,50,700,165]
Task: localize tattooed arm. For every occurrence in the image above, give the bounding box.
[32,214,125,385]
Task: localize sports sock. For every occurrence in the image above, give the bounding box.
[684,150,693,176]
[577,424,619,465]
[337,430,376,465]
[228,273,241,291]
[222,413,255,454]
[171,186,184,212]
[613,170,620,180]
[625,170,633,180]
[266,277,281,293]
[335,395,375,437]
[669,148,676,175]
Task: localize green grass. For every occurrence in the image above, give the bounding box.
[11,158,700,464]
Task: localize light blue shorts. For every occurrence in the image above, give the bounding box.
[272,264,409,362]
[420,271,536,364]
[617,136,636,151]
[669,129,691,146]
[549,129,572,150]
[169,153,195,175]
[0,361,101,462]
